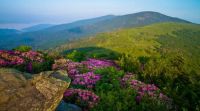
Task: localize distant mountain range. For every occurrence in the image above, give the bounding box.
[0,29,21,36]
[0,11,191,49]
[22,24,54,32]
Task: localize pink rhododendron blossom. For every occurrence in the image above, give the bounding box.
[121,73,171,103]
[72,72,101,88]
[64,88,99,109]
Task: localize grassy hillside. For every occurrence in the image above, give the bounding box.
[1,22,200,110]
[49,22,200,110]
[50,22,200,71]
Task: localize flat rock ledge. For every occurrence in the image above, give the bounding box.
[0,68,71,111]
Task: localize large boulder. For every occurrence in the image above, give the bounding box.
[0,68,71,111]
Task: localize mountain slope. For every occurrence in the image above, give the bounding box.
[43,15,116,33]
[50,22,200,72]
[27,11,189,35]
[0,11,191,49]
[0,29,21,36]
[80,11,190,32]
[22,24,54,32]
[0,29,22,49]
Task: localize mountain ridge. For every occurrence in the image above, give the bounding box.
[0,11,192,49]
[22,24,54,32]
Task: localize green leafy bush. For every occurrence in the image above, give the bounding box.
[140,56,200,110]
[66,50,86,62]
[13,45,32,52]
[94,67,125,91]
[92,67,170,111]
[13,52,54,74]
[118,54,140,72]
[31,54,54,73]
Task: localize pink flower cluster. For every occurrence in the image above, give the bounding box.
[72,72,101,89]
[64,88,99,109]
[120,73,136,87]
[67,61,83,78]
[121,73,171,103]
[0,59,9,66]
[52,58,117,78]
[130,80,158,96]
[0,50,44,67]
[52,59,82,78]
[21,51,44,62]
[53,59,102,88]
[0,50,24,66]
[53,58,118,109]
[82,58,118,70]
[52,58,119,89]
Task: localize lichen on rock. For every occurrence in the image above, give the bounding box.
[0,68,71,111]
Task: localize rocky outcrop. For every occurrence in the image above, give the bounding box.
[0,68,71,111]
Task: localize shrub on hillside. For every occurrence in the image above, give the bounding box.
[140,55,200,110]
[66,50,86,62]
[118,54,140,72]
[92,67,171,111]
[64,88,99,110]
[0,49,54,74]
[13,45,32,52]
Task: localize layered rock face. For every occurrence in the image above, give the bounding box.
[0,68,70,111]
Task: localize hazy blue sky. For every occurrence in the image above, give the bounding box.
[0,0,200,29]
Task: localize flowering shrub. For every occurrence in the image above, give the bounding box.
[92,67,171,111]
[52,58,172,110]
[67,61,85,78]
[64,88,99,110]
[82,58,118,71]
[21,51,44,62]
[120,73,136,87]
[52,59,118,110]
[52,58,117,78]
[0,49,53,73]
[0,50,25,66]
[0,50,44,66]
[121,73,171,104]
[52,59,83,78]
[0,59,8,66]
[72,72,101,89]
